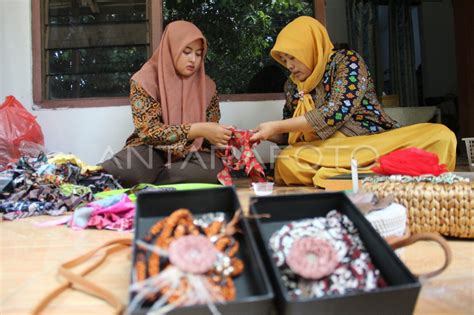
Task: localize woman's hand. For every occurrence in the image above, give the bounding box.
[189,122,232,148]
[250,121,282,142]
[251,116,314,143]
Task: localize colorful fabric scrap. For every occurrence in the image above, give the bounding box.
[217,128,266,186]
[0,153,121,220]
[48,153,102,174]
[70,194,135,231]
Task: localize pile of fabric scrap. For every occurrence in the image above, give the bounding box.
[0,153,121,220]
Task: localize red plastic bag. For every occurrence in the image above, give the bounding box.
[0,96,44,164]
[371,148,448,176]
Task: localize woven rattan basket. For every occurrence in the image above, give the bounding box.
[362,179,474,238]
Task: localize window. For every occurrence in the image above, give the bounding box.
[162,0,314,99]
[33,0,325,108]
[33,0,159,108]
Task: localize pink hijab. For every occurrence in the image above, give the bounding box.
[131,21,216,150]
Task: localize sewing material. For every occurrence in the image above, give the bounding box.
[129,209,244,314]
[218,128,266,186]
[0,152,121,220]
[71,193,135,231]
[372,148,448,176]
[269,210,385,299]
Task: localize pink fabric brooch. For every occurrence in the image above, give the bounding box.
[286,237,339,280]
[168,235,218,274]
[130,209,244,314]
[269,210,386,298]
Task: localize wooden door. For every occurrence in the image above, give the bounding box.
[453,0,474,137]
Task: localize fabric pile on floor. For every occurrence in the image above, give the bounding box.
[0,152,122,220]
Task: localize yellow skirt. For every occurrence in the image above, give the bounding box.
[275,123,457,188]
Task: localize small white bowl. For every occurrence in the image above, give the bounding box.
[252,182,274,196]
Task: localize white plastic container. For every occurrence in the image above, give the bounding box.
[252,182,274,196]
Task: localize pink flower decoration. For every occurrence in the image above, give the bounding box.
[286,237,339,280]
[168,235,217,274]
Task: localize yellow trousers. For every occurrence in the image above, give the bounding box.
[275,123,457,188]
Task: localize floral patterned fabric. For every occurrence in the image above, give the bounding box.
[269,210,386,299]
[283,49,400,140]
[217,128,266,186]
[125,79,221,158]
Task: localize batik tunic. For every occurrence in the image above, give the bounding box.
[125,79,221,158]
[283,49,399,140]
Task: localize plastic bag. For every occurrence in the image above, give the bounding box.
[0,96,44,164]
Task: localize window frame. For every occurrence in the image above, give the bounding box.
[32,0,325,108]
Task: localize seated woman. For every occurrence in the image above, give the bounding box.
[250,16,456,187]
[101,21,231,187]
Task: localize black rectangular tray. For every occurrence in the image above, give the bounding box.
[249,192,421,315]
[130,186,274,315]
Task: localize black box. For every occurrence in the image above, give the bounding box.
[131,187,274,315]
[249,192,421,315]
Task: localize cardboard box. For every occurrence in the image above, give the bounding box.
[131,187,274,315]
[249,192,421,315]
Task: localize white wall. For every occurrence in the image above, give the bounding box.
[420,0,457,97]
[0,0,282,165]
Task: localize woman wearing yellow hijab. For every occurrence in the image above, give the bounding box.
[251,16,456,187]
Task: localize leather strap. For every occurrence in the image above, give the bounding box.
[32,232,451,314]
[32,238,132,315]
[386,232,452,279]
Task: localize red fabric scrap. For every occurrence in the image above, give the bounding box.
[371,147,448,176]
[217,129,266,186]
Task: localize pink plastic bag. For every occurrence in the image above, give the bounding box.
[0,96,44,164]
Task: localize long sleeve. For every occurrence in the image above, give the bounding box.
[282,50,399,139]
[206,92,221,123]
[126,80,192,157]
[304,50,368,139]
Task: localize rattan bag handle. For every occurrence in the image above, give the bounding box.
[387,232,452,280]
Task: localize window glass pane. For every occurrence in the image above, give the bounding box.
[163,0,314,94]
[45,0,149,99]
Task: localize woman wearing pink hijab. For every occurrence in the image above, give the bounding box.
[101,21,231,187]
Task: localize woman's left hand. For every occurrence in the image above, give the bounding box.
[250,121,281,142]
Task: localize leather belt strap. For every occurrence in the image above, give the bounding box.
[32,238,132,315]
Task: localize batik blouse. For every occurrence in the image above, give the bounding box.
[125,79,221,158]
[283,49,399,140]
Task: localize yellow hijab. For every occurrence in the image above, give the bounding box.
[271,16,334,144]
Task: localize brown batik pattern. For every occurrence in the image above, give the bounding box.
[125,79,221,158]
